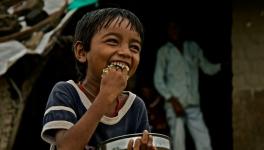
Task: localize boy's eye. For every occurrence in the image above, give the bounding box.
[130,44,141,53]
[106,39,118,45]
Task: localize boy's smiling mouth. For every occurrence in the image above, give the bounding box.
[102,61,130,78]
[109,61,130,72]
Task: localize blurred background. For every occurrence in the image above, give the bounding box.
[0,0,263,150]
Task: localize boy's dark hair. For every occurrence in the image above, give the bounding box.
[74,7,144,81]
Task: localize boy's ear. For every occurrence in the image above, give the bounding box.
[74,41,87,63]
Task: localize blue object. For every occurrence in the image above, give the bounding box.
[68,0,98,10]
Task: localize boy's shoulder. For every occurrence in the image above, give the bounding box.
[50,80,78,95]
[53,80,76,88]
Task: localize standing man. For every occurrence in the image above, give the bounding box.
[153,20,221,150]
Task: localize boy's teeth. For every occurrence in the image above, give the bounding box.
[109,62,130,71]
[124,65,129,72]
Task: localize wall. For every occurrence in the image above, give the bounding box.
[232,0,264,150]
[0,78,19,150]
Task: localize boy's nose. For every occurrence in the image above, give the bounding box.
[117,46,131,58]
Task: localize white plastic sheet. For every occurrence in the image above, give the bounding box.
[0,0,76,76]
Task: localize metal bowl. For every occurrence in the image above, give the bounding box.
[98,133,172,150]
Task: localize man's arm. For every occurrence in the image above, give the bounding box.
[196,43,221,75]
[153,47,172,100]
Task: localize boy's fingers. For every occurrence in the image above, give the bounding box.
[147,135,157,150]
[147,134,153,147]
[121,66,129,80]
[145,131,158,150]
[127,139,134,150]
[134,138,141,150]
[142,130,149,144]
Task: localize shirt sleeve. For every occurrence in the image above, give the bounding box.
[154,46,172,100]
[195,43,221,75]
[41,81,78,144]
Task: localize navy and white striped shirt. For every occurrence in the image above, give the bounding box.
[41,80,150,149]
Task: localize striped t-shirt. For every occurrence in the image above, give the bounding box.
[41,80,150,149]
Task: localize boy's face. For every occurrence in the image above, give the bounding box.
[86,18,142,81]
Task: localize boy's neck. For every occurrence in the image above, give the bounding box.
[80,78,100,102]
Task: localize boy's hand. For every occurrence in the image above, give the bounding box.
[100,65,129,102]
[127,130,157,150]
